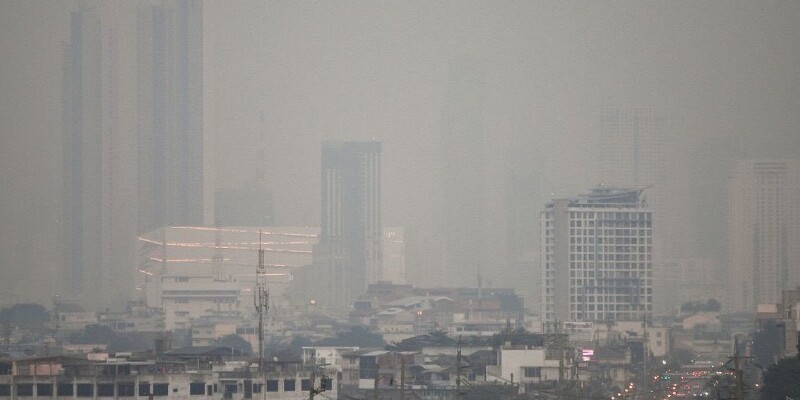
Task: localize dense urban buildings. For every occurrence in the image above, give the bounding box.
[541,186,653,323]
[727,159,800,313]
[314,141,382,309]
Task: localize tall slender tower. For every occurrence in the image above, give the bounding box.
[62,8,103,302]
[315,141,382,309]
[440,60,488,287]
[137,0,204,234]
[727,160,800,313]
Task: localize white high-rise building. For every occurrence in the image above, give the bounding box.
[727,160,800,313]
[541,186,653,324]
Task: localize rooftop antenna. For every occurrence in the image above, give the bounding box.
[254,230,269,370]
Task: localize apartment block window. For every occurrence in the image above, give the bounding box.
[118,384,135,397]
[523,367,542,378]
[16,385,33,397]
[266,380,279,392]
[57,384,74,396]
[37,384,53,397]
[153,384,169,396]
[190,383,205,396]
[284,379,296,392]
[77,384,94,397]
[97,384,115,397]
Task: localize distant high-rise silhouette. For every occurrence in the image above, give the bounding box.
[440,60,488,286]
[315,141,382,308]
[541,186,653,323]
[727,160,800,313]
[59,1,204,309]
[137,0,204,233]
[62,9,103,300]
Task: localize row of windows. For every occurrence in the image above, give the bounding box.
[0,380,331,398]
[570,295,650,303]
[0,383,169,397]
[569,264,650,273]
[570,237,650,245]
[568,211,650,220]
[569,245,650,260]
[570,303,650,311]
[568,277,651,285]
[172,298,237,304]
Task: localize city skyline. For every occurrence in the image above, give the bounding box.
[1,1,799,316]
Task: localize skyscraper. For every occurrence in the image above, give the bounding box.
[541,186,653,323]
[315,141,382,308]
[62,9,103,300]
[137,0,204,234]
[727,160,800,313]
[440,60,488,286]
[600,106,690,315]
[59,1,204,309]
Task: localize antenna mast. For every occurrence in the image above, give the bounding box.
[254,230,269,369]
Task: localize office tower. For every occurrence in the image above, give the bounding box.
[137,0,204,234]
[315,141,382,308]
[599,106,687,255]
[382,227,405,283]
[600,106,668,189]
[541,186,653,323]
[440,60,488,286]
[62,9,103,300]
[506,172,540,303]
[727,160,800,313]
[600,106,693,315]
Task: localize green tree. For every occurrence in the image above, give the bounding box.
[760,356,800,400]
[216,334,253,355]
[753,323,783,366]
[0,303,50,332]
[316,326,385,347]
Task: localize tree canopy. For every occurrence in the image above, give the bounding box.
[753,322,783,367]
[0,303,50,332]
[680,299,721,313]
[760,356,800,400]
[216,334,253,355]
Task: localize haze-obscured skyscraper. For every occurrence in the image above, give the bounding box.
[59,1,204,309]
[727,160,800,313]
[62,9,103,301]
[315,141,382,308]
[441,60,488,286]
[137,0,204,234]
[505,172,540,303]
[541,186,653,323]
[599,106,691,315]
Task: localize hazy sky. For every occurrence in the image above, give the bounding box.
[1,0,799,304]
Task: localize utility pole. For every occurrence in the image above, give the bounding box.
[456,336,464,399]
[254,230,269,371]
[732,339,745,400]
[400,354,406,400]
[374,361,380,400]
[309,369,329,400]
[641,312,649,400]
[309,370,316,400]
